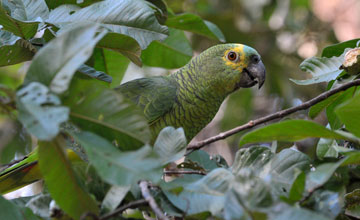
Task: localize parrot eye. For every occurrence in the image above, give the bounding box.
[227,51,238,62]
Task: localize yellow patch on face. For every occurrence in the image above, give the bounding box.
[222,45,247,71]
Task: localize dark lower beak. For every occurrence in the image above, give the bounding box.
[239,61,266,89]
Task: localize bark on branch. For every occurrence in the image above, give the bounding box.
[186,79,360,154]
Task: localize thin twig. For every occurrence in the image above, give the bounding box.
[186,79,360,154]
[99,199,148,220]
[139,181,169,220]
[164,170,207,175]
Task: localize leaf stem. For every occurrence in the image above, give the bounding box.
[163,170,206,175]
[99,199,148,220]
[186,79,360,154]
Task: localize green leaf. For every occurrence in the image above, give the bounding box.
[335,93,360,137]
[24,23,107,94]
[6,0,49,22]
[0,119,32,164]
[0,196,39,220]
[165,168,233,215]
[262,149,310,197]
[326,87,357,129]
[231,146,274,176]
[38,137,99,220]
[322,38,360,58]
[271,206,330,220]
[290,55,344,85]
[288,171,306,202]
[64,79,150,150]
[239,120,351,146]
[45,0,102,9]
[102,185,130,211]
[97,32,142,66]
[184,150,218,171]
[154,127,187,165]
[166,13,225,42]
[70,131,164,186]
[93,48,130,88]
[16,82,69,141]
[77,64,112,83]
[316,138,339,160]
[0,30,35,66]
[51,0,169,49]
[306,159,344,192]
[345,189,360,218]
[308,91,344,119]
[0,4,39,39]
[141,28,193,69]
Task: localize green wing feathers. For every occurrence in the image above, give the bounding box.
[116,76,178,124]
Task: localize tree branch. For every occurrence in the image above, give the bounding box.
[186,79,360,154]
[139,181,169,220]
[164,170,207,175]
[99,199,148,220]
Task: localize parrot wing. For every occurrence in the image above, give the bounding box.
[116,76,178,124]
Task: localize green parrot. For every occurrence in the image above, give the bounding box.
[0,43,265,194]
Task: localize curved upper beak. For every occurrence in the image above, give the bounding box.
[238,60,266,89]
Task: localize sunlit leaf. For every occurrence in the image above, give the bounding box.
[6,0,49,22]
[38,137,99,220]
[45,0,102,9]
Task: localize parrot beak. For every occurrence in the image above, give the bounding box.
[238,60,266,89]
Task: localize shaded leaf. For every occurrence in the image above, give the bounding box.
[335,93,360,137]
[102,185,130,211]
[16,82,69,140]
[184,150,218,171]
[232,146,273,176]
[25,194,52,218]
[322,38,360,58]
[166,13,225,42]
[38,137,99,220]
[24,23,107,94]
[52,0,169,49]
[288,171,305,202]
[306,159,344,192]
[45,0,102,9]
[0,5,39,39]
[70,131,163,186]
[7,0,49,21]
[141,28,193,69]
[308,91,344,119]
[64,79,150,150]
[316,138,339,160]
[97,33,142,66]
[0,30,35,66]
[239,120,349,146]
[0,196,39,220]
[271,206,330,220]
[77,64,112,83]
[345,189,360,218]
[313,190,343,219]
[165,168,233,215]
[154,127,187,165]
[291,55,344,85]
[93,48,130,88]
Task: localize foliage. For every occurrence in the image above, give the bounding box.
[0,0,360,220]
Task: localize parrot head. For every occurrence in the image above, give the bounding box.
[194,43,266,95]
